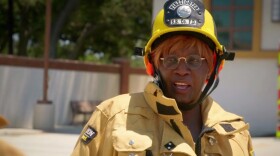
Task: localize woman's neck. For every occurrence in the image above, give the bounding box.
[181,105,203,141]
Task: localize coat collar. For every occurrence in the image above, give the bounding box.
[201,96,243,127]
[144,82,183,122]
[143,82,249,154]
[144,82,244,129]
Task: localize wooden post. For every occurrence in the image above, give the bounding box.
[34,0,54,131]
[113,58,130,94]
[41,0,52,104]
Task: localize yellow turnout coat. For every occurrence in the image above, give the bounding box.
[72,82,254,156]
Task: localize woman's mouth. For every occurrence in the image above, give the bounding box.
[174,82,191,90]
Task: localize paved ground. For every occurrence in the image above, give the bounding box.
[0,125,83,156]
[0,126,280,156]
[252,137,280,155]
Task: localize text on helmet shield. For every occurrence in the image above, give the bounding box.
[170,18,197,25]
[168,0,200,11]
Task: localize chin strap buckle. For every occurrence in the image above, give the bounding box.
[134,47,145,56]
[222,46,235,61]
[224,52,235,61]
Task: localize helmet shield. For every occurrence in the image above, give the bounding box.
[144,0,223,57]
[164,0,205,28]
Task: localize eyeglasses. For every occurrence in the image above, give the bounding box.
[160,55,206,70]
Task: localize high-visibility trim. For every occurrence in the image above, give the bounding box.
[276,131,280,138]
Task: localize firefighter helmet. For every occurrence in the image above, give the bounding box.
[144,0,225,73]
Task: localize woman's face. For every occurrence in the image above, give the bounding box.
[158,42,210,109]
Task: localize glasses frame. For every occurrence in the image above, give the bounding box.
[160,55,206,70]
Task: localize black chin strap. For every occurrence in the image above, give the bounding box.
[180,56,222,110]
[179,49,235,111]
[153,52,234,111]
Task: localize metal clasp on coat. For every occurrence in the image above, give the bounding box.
[208,135,217,146]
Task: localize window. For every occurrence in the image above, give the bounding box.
[211,0,254,51]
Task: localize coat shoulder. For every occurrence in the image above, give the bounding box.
[96,92,147,118]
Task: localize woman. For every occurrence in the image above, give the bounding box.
[72,0,254,155]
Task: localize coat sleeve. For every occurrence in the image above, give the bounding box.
[71,106,108,156]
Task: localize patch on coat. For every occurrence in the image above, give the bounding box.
[81,126,98,144]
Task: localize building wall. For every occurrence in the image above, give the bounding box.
[211,58,277,136]
[261,0,280,50]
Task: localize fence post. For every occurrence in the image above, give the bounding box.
[113,58,130,94]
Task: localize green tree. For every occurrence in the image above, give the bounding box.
[58,0,152,63]
[0,0,45,56]
[0,0,152,64]
[0,0,9,53]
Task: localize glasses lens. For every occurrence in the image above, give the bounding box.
[163,55,178,69]
[186,55,202,69]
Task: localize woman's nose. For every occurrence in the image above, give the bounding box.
[174,60,191,76]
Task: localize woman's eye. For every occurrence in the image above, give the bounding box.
[188,57,200,64]
[169,57,178,63]
[166,57,177,63]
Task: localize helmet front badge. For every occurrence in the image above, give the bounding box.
[177,5,192,18]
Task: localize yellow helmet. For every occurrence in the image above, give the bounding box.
[143,0,226,71]
[134,0,234,109]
